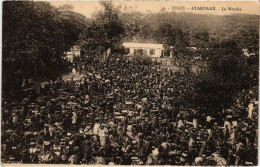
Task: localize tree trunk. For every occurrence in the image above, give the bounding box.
[102,47,111,63]
[107,47,111,59]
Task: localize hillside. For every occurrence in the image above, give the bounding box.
[121,12,259,53]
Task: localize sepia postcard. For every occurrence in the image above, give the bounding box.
[1,0,259,166]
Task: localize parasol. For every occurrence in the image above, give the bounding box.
[125,101,133,105]
[115,116,125,120]
[114,112,121,116]
[24,131,33,136]
[131,157,138,160]
[121,110,128,114]
[5,130,13,133]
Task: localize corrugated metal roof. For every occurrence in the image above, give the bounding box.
[122,42,164,49]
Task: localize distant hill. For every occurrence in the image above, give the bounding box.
[121,12,259,53]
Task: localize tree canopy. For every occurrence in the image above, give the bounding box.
[184,40,258,117]
[79,1,125,59]
[3,1,87,92]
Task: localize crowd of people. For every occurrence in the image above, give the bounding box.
[1,55,258,165]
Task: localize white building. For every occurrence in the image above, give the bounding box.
[122,42,164,58]
[64,46,81,63]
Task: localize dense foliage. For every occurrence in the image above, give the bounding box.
[2,1,86,93]
[79,2,125,60]
[184,41,258,117]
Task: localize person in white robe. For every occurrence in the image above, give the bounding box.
[72,112,77,125]
[93,121,100,135]
[248,102,254,118]
[98,124,107,147]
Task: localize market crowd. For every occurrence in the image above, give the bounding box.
[1,55,258,165]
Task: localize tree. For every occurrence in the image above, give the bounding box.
[2,1,85,95]
[155,23,187,56]
[120,12,144,42]
[190,26,210,47]
[186,40,257,119]
[79,1,125,61]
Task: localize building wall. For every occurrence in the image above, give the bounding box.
[128,47,162,58]
[153,49,162,58]
[129,48,135,55]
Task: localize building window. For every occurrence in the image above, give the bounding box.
[134,49,144,56]
[150,49,155,55]
[126,48,130,54]
[134,49,137,56]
